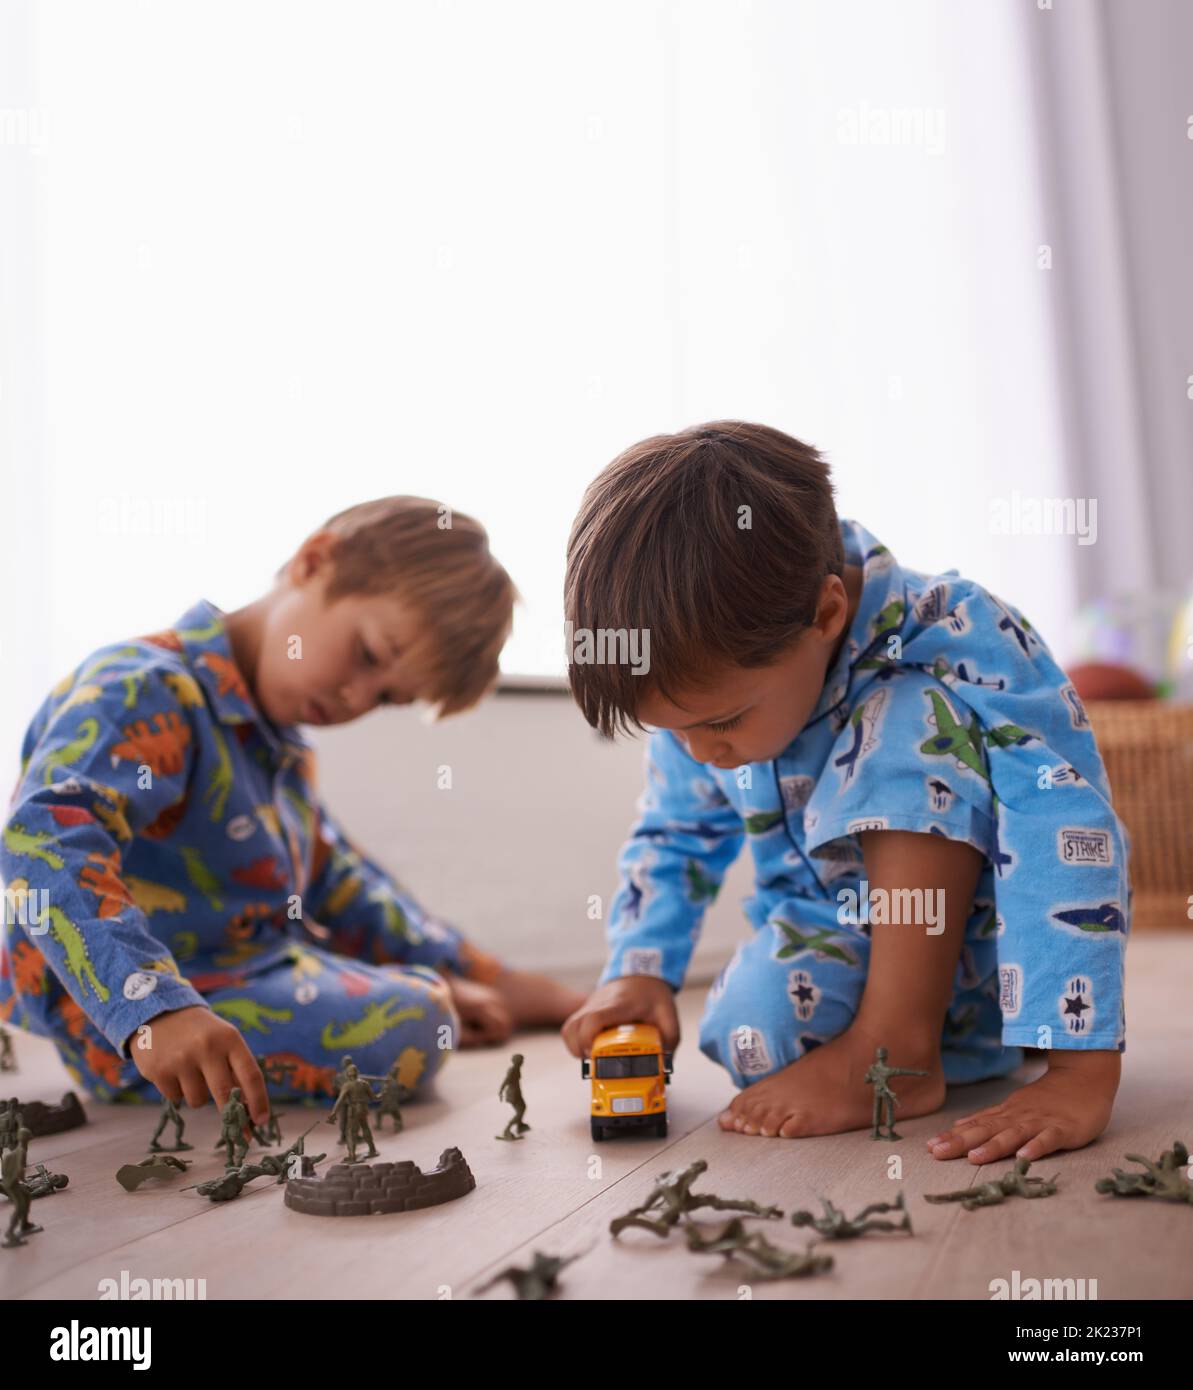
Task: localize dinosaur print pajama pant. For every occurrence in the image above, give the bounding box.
[47,938,460,1105]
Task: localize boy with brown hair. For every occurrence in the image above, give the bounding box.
[562,422,1127,1165]
[1,495,582,1126]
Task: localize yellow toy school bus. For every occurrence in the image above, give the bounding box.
[583,1022,673,1141]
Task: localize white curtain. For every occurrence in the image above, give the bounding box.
[6,0,1167,799]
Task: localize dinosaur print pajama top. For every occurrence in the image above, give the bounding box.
[0,599,502,1103]
[600,519,1130,1086]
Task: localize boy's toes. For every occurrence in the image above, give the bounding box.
[777,1109,813,1139]
[755,1103,794,1137]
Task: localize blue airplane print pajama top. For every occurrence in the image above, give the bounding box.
[0,598,505,1104]
[600,518,1130,1088]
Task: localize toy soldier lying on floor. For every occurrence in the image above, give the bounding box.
[1095,1141,1193,1202]
[474,1251,581,1300]
[610,1159,783,1238]
[684,1217,834,1281]
[925,1157,1059,1210]
[185,1125,326,1202]
[790,1191,912,1239]
[116,1155,193,1192]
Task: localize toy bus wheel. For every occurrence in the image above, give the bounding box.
[591,1118,607,1142]
[654,1119,668,1138]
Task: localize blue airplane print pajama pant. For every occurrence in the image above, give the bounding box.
[696,894,1023,1088]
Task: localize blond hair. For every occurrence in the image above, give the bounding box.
[289,496,516,716]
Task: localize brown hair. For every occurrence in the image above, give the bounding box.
[286,496,516,716]
[565,421,842,738]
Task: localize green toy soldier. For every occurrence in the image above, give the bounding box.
[475,1251,580,1300]
[0,1026,15,1072]
[376,1063,407,1134]
[329,1056,386,1145]
[926,1157,1059,1210]
[332,1055,356,1143]
[116,1155,192,1192]
[328,1064,379,1164]
[185,1126,326,1201]
[217,1087,251,1169]
[256,1124,326,1184]
[1095,1142,1193,1202]
[149,1096,193,1153]
[684,1218,834,1280]
[496,1054,530,1142]
[791,1191,912,1239]
[251,1054,296,1148]
[864,1046,928,1140]
[252,1108,284,1148]
[187,1160,273,1203]
[610,1158,783,1238]
[16,1161,69,1200]
[0,1098,23,1154]
[1,1127,42,1248]
[1095,1166,1154,1197]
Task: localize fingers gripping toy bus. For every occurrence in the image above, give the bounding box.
[583,1023,673,1141]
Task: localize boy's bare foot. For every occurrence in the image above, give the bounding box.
[489,968,587,1030]
[717,1026,945,1139]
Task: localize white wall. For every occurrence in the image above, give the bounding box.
[310,690,755,987]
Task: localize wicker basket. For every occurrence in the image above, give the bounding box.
[1085,700,1193,930]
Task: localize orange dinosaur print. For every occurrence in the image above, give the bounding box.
[226,903,276,940]
[83,1037,124,1087]
[139,628,184,653]
[260,1050,336,1096]
[56,994,89,1038]
[111,710,192,777]
[143,795,188,840]
[79,850,134,918]
[232,855,288,890]
[11,941,47,996]
[50,804,95,830]
[198,651,251,704]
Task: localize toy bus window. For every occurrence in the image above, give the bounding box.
[593,1056,659,1079]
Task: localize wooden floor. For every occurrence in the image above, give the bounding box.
[3,932,1191,1301]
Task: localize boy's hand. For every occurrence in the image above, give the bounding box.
[128,1005,270,1127]
[445,974,515,1047]
[926,1050,1120,1163]
[561,975,679,1058]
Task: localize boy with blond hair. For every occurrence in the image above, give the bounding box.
[2,496,582,1126]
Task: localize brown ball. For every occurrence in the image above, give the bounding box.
[1066,662,1156,701]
